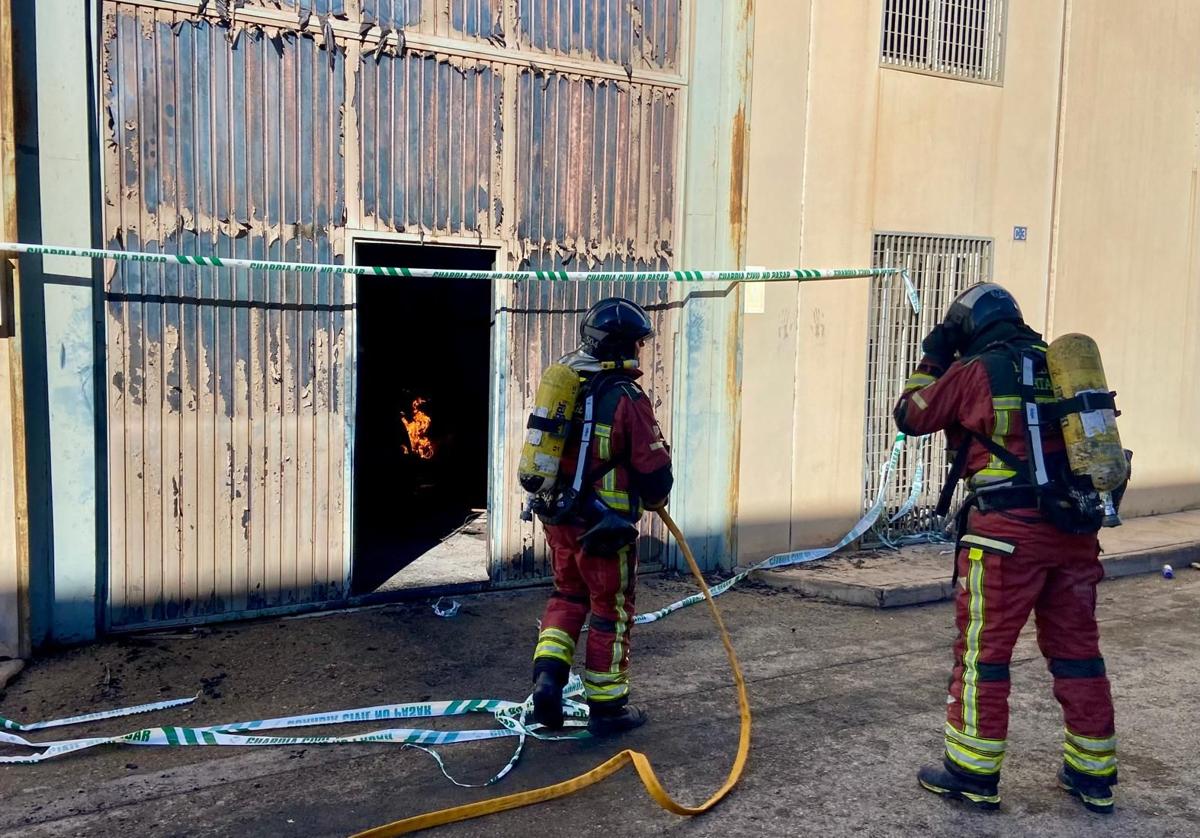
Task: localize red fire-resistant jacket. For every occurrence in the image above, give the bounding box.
[556,370,673,516]
[893,346,1066,490]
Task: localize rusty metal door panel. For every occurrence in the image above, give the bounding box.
[493,69,679,583]
[514,0,682,71]
[102,6,351,628]
[234,1,501,39]
[357,0,423,30]
[240,1,348,17]
[512,71,677,266]
[357,51,503,236]
[357,0,502,38]
[98,0,685,600]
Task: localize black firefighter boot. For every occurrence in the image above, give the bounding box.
[1058,764,1116,815]
[530,666,567,731]
[587,702,648,737]
[918,759,1001,811]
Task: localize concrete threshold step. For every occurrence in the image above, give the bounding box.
[748,509,1200,609]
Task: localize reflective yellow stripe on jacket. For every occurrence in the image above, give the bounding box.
[594,423,639,514]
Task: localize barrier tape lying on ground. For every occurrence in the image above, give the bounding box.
[0,241,915,301]
[0,695,197,732]
[0,679,592,785]
[0,243,923,821]
[351,507,752,837]
[350,436,917,832]
[0,434,913,773]
[634,432,909,625]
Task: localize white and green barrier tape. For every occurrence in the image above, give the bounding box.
[889,438,927,525]
[0,436,916,776]
[0,676,591,786]
[0,241,926,778]
[635,432,910,624]
[0,242,916,307]
[0,694,198,732]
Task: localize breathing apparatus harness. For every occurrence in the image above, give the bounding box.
[936,342,1126,539]
[521,358,643,553]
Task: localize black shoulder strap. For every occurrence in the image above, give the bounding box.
[578,370,621,404]
[935,443,970,518]
[933,345,1033,517]
[572,373,635,493]
[591,375,639,420]
[969,430,1030,476]
[972,343,1020,391]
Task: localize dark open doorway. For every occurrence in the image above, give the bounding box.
[352,241,495,594]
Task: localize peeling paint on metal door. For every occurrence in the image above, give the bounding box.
[101,6,351,627]
[98,0,686,618]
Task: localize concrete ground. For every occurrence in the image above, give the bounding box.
[1,568,1198,837]
[374,511,490,594]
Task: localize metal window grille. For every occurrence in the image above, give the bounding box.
[864,233,993,542]
[880,0,1006,83]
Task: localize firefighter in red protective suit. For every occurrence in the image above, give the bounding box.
[529,298,673,737]
[894,283,1118,814]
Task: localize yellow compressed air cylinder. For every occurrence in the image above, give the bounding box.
[1046,334,1128,492]
[518,363,581,494]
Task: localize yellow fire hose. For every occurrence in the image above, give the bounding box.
[352,508,751,836]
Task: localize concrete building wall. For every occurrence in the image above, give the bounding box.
[12,0,747,640]
[738,0,1199,564]
[1048,0,1200,518]
[7,0,1197,642]
[33,0,100,644]
[9,0,102,646]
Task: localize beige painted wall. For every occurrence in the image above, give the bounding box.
[739,0,811,562]
[738,0,1198,563]
[1048,0,1200,517]
[741,0,885,561]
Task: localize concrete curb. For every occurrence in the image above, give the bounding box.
[1098,542,1200,580]
[750,539,1200,609]
[750,568,953,609]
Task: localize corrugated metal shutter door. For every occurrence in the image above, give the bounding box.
[494,69,680,583]
[99,0,685,611]
[102,8,352,627]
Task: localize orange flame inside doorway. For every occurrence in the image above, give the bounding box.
[401,398,437,460]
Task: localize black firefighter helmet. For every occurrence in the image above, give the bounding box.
[579,297,654,360]
[942,282,1024,354]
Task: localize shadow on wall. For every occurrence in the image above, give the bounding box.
[17,474,1200,649]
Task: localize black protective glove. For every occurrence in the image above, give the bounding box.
[921,323,957,367]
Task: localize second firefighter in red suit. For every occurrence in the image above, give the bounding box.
[894,283,1118,814]
[530,298,673,736]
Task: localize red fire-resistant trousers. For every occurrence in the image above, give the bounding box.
[532,523,638,706]
[944,509,1117,780]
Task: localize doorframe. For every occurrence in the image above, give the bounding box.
[344,230,507,591]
